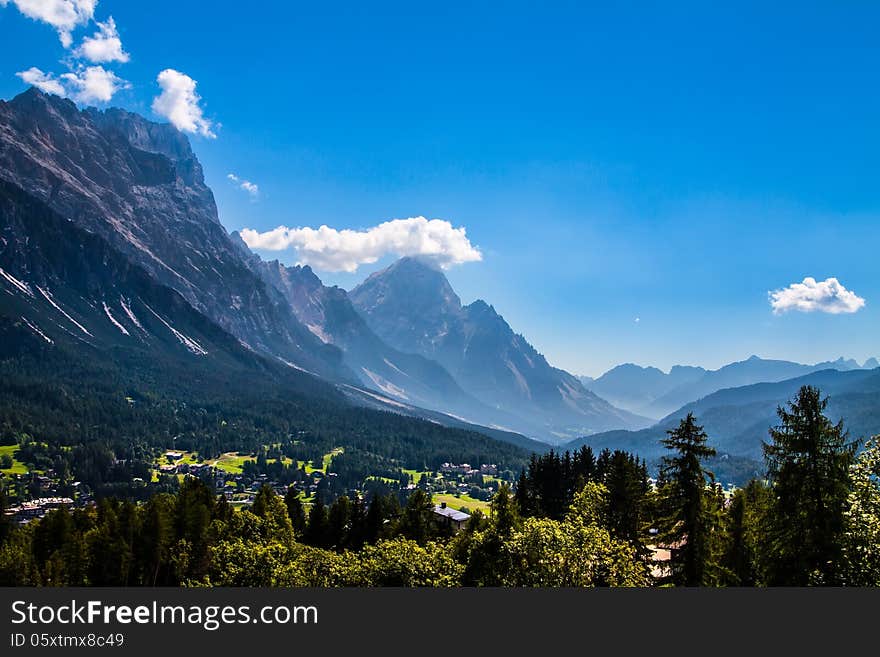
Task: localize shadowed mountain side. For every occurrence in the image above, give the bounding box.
[350,256,652,443]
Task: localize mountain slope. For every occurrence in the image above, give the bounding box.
[583,363,706,417]
[0,175,542,460]
[565,367,880,483]
[641,355,865,418]
[228,233,545,437]
[350,257,651,443]
[0,88,349,380]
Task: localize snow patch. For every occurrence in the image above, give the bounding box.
[21,317,53,344]
[504,359,531,398]
[102,302,130,336]
[277,358,317,376]
[306,323,331,344]
[341,384,411,410]
[361,368,410,400]
[142,303,208,356]
[0,267,33,297]
[37,287,92,336]
[382,358,411,379]
[119,297,144,330]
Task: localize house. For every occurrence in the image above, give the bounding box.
[432,502,470,531]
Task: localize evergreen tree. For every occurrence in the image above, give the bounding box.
[0,490,11,545]
[283,486,307,537]
[250,484,275,518]
[347,496,368,550]
[398,489,435,545]
[602,450,650,556]
[327,495,352,550]
[656,413,717,586]
[762,385,857,585]
[514,469,532,516]
[490,483,520,536]
[722,479,771,586]
[304,497,329,548]
[364,494,385,545]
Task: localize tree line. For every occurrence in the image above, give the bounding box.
[1,385,878,586]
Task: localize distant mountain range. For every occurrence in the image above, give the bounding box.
[568,366,880,484]
[582,355,879,419]
[349,257,651,442]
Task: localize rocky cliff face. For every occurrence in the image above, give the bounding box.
[350,257,652,441]
[0,88,348,379]
[229,234,530,429]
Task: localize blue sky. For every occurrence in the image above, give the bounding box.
[2,1,878,376]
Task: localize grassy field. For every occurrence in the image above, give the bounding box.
[297,447,344,474]
[154,449,298,476]
[402,468,427,484]
[209,452,252,474]
[0,444,27,475]
[433,492,491,513]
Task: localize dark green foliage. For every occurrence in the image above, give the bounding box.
[398,489,435,545]
[721,479,772,586]
[304,497,329,549]
[514,446,598,520]
[655,413,717,586]
[284,486,307,537]
[762,385,857,585]
[600,450,650,554]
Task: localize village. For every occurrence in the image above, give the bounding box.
[1,443,506,528]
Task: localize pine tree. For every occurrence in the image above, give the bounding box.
[327,495,352,551]
[762,385,857,585]
[656,413,717,586]
[364,494,385,545]
[722,479,771,586]
[304,496,329,548]
[283,486,307,537]
[490,483,520,536]
[602,450,650,555]
[398,489,435,545]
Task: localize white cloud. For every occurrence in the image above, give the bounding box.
[151,69,215,138]
[16,64,126,103]
[769,277,866,315]
[1,0,96,47]
[227,173,259,198]
[16,67,65,95]
[61,65,128,103]
[74,16,128,63]
[240,216,483,272]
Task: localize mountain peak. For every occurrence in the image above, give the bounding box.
[7,86,79,121]
[389,255,445,273]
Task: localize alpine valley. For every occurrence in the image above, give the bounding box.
[1,89,879,492]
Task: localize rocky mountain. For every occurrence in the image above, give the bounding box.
[0,175,323,388]
[229,234,533,430]
[0,88,558,452]
[565,366,880,485]
[641,355,868,418]
[583,363,706,417]
[0,124,543,454]
[587,355,873,419]
[349,256,651,442]
[0,88,348,380]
